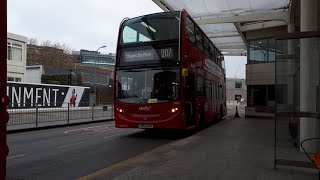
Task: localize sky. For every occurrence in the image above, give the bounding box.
[8,0,246,79]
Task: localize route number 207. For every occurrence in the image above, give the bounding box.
[160,48,172,58]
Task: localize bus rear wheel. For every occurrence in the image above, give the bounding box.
[199,108,205,128]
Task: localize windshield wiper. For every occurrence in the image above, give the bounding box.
[141,17,156,41]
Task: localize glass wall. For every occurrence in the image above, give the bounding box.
[248,39,275,63]
[275,36,320,168]
[247,85,275,111]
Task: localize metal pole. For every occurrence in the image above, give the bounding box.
[95,46,106,106]
[0,0,8,178]
[35,104,39,127]
[67,103,70,123]
[69,69,72,85]
[92,102,94,121]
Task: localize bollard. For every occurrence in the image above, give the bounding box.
[234,106,240,118]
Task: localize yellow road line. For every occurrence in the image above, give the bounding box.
[58,141,84,149]
[7,154,25,159]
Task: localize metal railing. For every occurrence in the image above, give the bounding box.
[7,102,114,127]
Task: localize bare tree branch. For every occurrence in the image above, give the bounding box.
[41,40,52,47]
[27,38,38,45]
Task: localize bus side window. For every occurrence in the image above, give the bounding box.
[197,76,205,96]
[195,26,203,51]
[205,79,211,99]
[210,44,215,62]
[186,17,195,43]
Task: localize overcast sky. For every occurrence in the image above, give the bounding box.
[8,0,246,79]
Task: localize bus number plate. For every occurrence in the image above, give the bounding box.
[138,124,153,129]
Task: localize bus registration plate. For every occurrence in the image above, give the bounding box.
[138,124,153,129]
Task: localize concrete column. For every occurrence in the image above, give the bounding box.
[300,0,319,152]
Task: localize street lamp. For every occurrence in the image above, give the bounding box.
[94,45,107,105]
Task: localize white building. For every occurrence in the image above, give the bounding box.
[25,65,44,84]
[7,32,27,82]
[226,78,247,102]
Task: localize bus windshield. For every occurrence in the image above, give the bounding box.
[116,68,180,104]
[121,12,180,45]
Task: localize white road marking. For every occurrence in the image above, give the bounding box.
[64,125,116,134]
[103,134,121,139]
[7,154,26,159]
[58,141,85,149]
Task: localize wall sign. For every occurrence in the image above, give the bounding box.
[6,82,90,109]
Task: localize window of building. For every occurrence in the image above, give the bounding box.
[7,77,14,81]
[7,42,23,61]
[15,78,21,82]
[7,43,12,60]
[235,82,242,88]
[8,77,22,82]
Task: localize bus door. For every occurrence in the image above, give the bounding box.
[212,82,217,121]
[185,73,196,126]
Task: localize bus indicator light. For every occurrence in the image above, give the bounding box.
[1,96,9,107]
[182,68,188,77]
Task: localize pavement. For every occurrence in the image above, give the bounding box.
[78,109,318,180]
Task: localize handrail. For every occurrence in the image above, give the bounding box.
[300,138,320,163]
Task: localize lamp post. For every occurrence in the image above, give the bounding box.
[94,45,107,105]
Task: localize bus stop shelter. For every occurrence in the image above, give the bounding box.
[154,0,320,170]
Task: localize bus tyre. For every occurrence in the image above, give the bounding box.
[199,108,205,128]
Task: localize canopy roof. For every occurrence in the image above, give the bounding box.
[152,0,292,56]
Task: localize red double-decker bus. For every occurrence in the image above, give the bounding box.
[114,10,226,129]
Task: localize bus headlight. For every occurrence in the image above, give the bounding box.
[171,108,178,113]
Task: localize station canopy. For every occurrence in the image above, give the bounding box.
[152,0,291,56]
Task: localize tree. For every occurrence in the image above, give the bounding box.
[53,42,72,54]
[41,40,52,47]
[27,38,38,45]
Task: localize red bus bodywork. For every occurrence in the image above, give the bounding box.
[0,0,9,179]
[114,10,226,130]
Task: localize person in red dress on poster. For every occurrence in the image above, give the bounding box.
[70,89,77,107]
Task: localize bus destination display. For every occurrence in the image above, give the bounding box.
[121,47,176,63]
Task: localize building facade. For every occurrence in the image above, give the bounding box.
[76,49,115,68]
[245,38,276,118]
[226,78,247,103]
[7,32,27,82]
